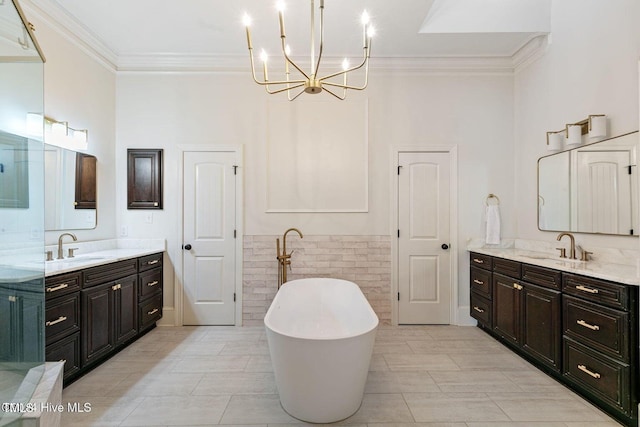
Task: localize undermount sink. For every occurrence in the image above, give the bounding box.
[47,256,111,265]
[520,253,584,264]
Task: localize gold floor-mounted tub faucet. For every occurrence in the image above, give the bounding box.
[276,228,303,289]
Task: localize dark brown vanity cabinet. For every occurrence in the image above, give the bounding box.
[491,266,562,373]
[44,272,82,381]
[469,251,638,426]
[45,253,163,384]
[137,253,163,332]
[82,272,138,366]
[562,273,637,419]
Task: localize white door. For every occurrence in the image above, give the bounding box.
[575,150,633,234]
[183,151,237,325]
[398,152,451,324]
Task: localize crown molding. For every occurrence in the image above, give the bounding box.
[21,0,118,72]
[19,0,549,75]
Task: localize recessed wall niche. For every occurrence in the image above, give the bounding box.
[266,98,368,213]
[127,149,163,209]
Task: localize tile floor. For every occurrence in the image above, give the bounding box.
[61,325,624,426]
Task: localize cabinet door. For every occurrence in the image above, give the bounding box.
[114,274,138,346]
[127,149,163,209]
[82,283,114,365]
[492,273,521,345]
[521,282,561,372]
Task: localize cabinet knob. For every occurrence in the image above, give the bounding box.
[183,244,192,250]
[441,243,449,250]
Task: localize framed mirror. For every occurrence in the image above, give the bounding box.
[44,144,97,230]
[538,131,638,236]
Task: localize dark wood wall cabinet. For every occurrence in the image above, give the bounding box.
[470,252,638,427]
[45,253,163,385]
[127,149,163,209]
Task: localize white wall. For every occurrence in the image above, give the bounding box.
[27,12,117,245]
[514,0,640,250]
[116,70,515,320]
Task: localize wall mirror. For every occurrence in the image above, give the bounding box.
[0,131,29,208]
[44,144,96,230]
[538,131,639,236]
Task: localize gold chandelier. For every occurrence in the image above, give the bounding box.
[242,0,374,101]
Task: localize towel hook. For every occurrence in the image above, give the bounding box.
[485,193,500,206]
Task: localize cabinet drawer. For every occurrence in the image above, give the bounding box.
[45,293,80,346]
[563,338,630,413]
[470,292,492,327]
[139,253,163,272]
[45,331,81,381]
[470,252,492,270]
[493,258,521,279]
[83,259,138,288]
[139,268,162,300]
[139,293,162,332]
[45,272,81,300]
[563,274,629,311]
[470,266,492,299]
[563,295,628,362]
[522,264,561,290]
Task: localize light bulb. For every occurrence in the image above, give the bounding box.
[367,25,376,38]
[242,13,252,27]
[276,0,286,12]
[361,10,370,25]
[342,58,350,71]
[285,45,291,56]
[260,49,268,63]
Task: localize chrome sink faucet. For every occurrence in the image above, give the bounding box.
[57,232,77,260]
[556,232,576,260]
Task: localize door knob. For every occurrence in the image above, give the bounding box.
[441,243,449,250]
[183,244,192,250]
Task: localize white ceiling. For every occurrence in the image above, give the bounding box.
[25,0,550,71]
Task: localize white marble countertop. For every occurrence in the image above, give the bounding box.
[43,247,164,277]
[469,246,640,286]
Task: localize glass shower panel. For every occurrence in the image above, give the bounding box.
[0,1,46,425]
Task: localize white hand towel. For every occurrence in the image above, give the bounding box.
[485,204,501,244]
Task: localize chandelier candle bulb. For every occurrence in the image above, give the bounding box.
[243,14,252,49]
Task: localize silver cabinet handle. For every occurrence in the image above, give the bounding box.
[473,306,485,313]
[577,364,601,379]
[147,281,159,287]
[576,285,599,294]
[147,260,159,265]
[577,320,600,331]
[473,279,484,285]
[46,316,67,327]
[473,258,484,264]
[147,308,159,315]
[46,283,69,293]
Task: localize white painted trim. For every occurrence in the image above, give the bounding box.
[175,144,244,326]
[390,145,459,326]
[15,3,549,75]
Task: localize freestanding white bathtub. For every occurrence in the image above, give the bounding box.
[264,278,379,423]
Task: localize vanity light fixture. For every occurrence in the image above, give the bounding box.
[546,130,564,151]
[565,123,582,146]
[242,0,374,100]
[546,113,607,150]
[588,114,607,138]
[43,116,89,149]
